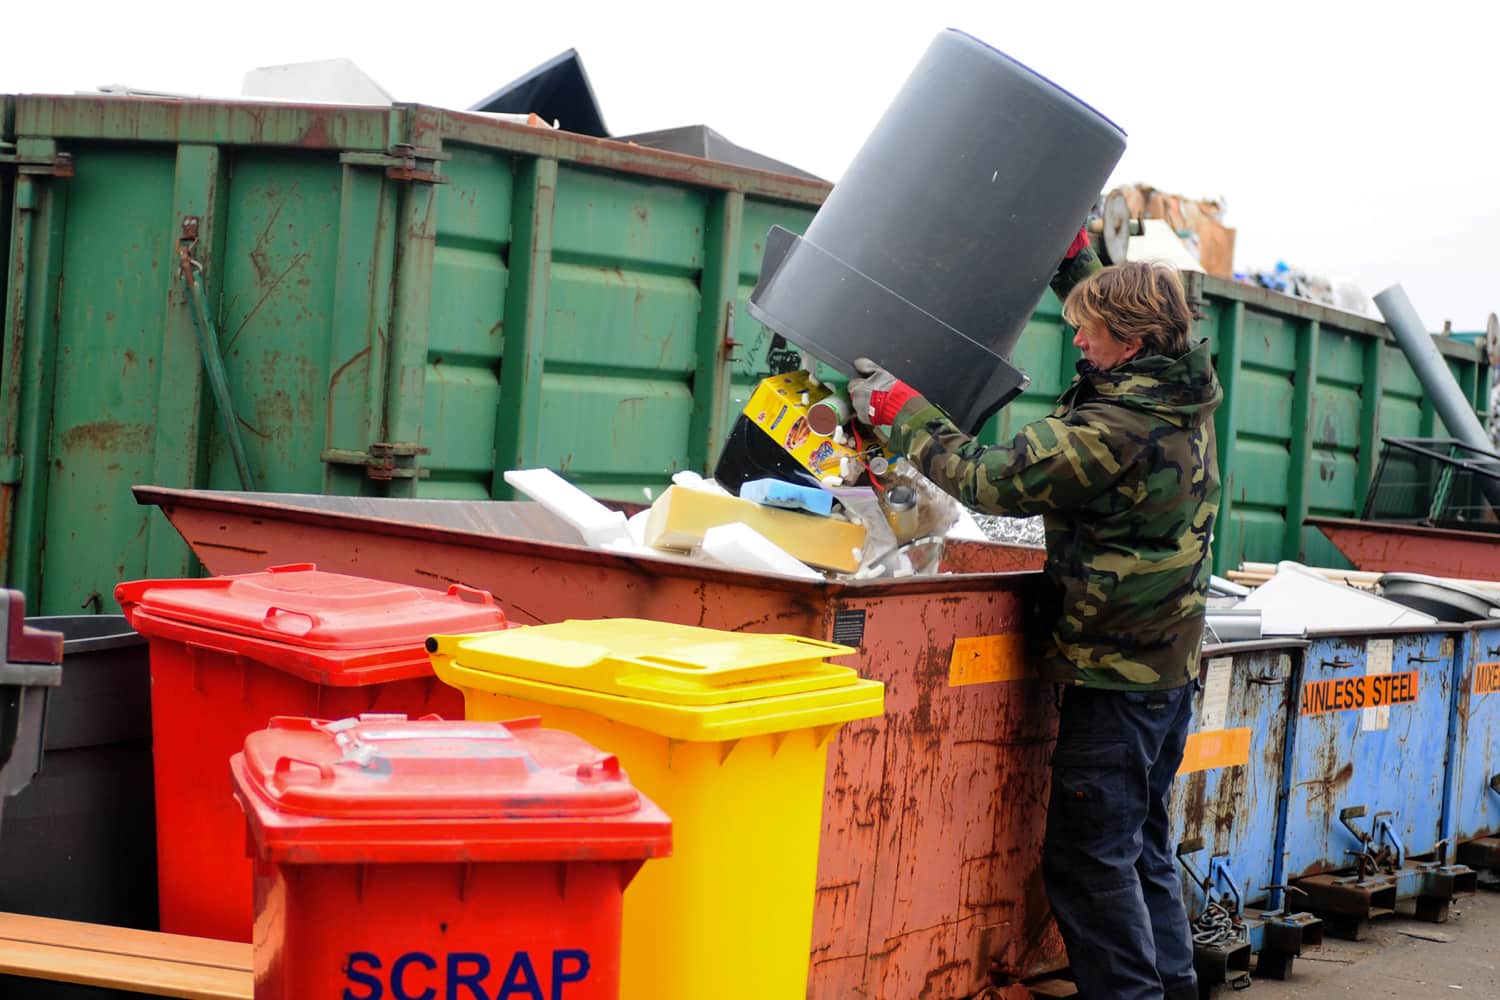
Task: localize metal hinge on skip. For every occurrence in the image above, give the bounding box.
[0,142,75,178]
[339,144,450,184]
[321,442,431,480]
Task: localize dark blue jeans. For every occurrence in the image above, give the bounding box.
[1044,683,1198,1000]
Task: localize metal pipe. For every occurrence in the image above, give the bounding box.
[178,245,255,491]
[1374,285,1500,511]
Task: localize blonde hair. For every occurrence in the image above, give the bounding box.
[1062,261,1193,357]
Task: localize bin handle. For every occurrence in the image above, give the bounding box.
[262,607,320,636]
[445,584,495,606]
[1247,672,1283,686]
[270,755,336,793]
[1321,658,1355,670]
[575,755,621,782]
[1406,654,1441,664]
[792,636,854,654]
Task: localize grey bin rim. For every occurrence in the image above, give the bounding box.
[947,27,1127,138]
[25,614,144,653]
[1377,572,1500,623]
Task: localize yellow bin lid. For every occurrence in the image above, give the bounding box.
[426,619,885,742]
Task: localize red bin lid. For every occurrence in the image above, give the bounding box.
[231,714,672,863]
[115,564,508,651]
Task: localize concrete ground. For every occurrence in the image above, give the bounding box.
[1234,888,1500,998]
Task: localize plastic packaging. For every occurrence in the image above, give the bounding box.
[873,460,963,574]
[504,468,631,548]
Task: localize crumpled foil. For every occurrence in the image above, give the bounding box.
[969,513,1046,548]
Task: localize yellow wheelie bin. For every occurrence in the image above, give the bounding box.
[426,618,884,1000]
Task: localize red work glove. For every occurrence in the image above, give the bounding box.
[848,358,919,427]
[1064,225,1091,260]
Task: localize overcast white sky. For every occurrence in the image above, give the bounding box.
[6,1,1497,330]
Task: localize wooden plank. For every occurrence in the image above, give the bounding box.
[0,912,252,999]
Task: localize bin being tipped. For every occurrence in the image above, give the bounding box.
[748,28,1127,433]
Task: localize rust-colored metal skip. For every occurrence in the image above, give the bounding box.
[1309,516,1500,578]
[137,487,1062,997]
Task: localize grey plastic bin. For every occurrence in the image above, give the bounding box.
[0,615,155,1000]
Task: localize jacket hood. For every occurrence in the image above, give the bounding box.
[1077,338,1222,427]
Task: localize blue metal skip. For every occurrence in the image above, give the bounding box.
[1284,626,1477,933]
[1287,627,1460,876]
[1168,640,1320,981]
[1448,622,1500,870]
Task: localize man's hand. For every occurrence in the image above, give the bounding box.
[1051,223,1102,303]
[847,358,918,430]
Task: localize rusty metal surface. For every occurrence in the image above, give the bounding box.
[137,486,1064,995]
[1449,624,1500,849]
[1293,871,1398,919]
[942,540,1046,574]
[438,109,830,206]
[1309,516,1500,578]
[13,95,398,151]
[13,96,832,206]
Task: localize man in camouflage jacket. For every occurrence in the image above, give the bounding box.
[849,238,1221,1000]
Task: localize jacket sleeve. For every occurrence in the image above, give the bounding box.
[885,396,1127,517]
[1049,243,1103,305]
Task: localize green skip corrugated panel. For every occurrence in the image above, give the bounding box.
[1190,277,1489,571]
[0,96,827,613]
[417,111,829,502]
[0,96,13,432]
[0,93,1489,613]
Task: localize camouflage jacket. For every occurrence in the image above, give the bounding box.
[887,341,1222,690]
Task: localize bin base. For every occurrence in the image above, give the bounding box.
[1456,836,1500,876]
[1248,908,1323,981]
[1191,937,1251,994]
[1293,872,1396,939]
[1253,949,1296,981]
[1293,861,1477,938]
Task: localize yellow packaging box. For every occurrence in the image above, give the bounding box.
[643,485,867,573]
[744,371,859,481]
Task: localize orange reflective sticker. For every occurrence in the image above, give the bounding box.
[1475,661,1500,696]
[1177,727,1252,775]
[948,634,1029,686]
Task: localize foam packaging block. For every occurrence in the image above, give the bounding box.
[503,468,630,548]
[701,523,824,581]
[644,485,866,573]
